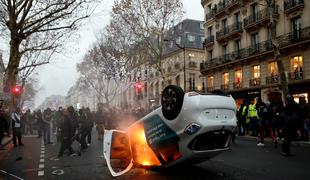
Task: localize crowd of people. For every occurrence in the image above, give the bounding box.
[0,102,149,156]
[236,95,310,156]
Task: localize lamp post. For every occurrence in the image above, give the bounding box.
[175,43,186,92]
[164,38,186,91]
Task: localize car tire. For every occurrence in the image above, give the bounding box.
[161,85,184,120]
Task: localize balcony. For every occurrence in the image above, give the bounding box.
[221,84,229,90]
[277,26,310,48]
[219,54,231,64]
[212,0,241,18]
[233,81,242,89]
[249,78,261,87]
[266,75,279,84]
[288,71,303,81]
[203,35,215,48]
[284,0,304,14]
[205,11,214,21]
[243,6,279,31]
[200,58,220,72]
[216,22,242,42]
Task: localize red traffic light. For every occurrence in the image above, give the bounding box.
[135,82,143,91]
[11,85,23,96]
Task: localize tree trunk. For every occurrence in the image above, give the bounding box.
[268,1,289,105]
[5,38,22,110]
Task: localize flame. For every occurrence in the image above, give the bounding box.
[128,124,161,167]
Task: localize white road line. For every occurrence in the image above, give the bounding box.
[40,159,44,163]
[39,164,44,169]
[40,154,45,158]
[41,151,45,154]
[38,171,44,176]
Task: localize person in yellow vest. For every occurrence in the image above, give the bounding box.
[248,98,259,136]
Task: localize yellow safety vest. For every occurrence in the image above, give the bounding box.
[248,104,257,118]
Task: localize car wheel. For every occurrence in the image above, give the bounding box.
[161,85,184,120]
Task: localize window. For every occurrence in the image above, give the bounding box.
[251,3,258,21]
[200,22,204,30]
[222,44,228,56]
[253,65,260,78]
[222,72,229,90]
[251,32,259,51]
[234,11,241,26]
[268,61,278,76]
[235,69,242,83]
[207,4,212,14]
[208,75,214,88]
[187,34,195,42]
[208,50,213,61]
[291,17,301,39]
[176,36,181,45]
[235,39,241,57]
[169,41,174,48]
[208,26,212,37]
[189,73,196,90]
[222,18,228,34]
[291,55,303,72]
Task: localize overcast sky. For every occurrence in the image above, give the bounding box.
[26,0,204,107]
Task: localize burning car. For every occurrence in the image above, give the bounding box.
[103,85,237,177]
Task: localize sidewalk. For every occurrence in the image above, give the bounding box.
[236,134,310,147]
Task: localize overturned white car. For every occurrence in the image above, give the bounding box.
[104,85,237,177]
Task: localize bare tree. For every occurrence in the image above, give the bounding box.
[111,0,184,84]
[266,0,289,104]
[0,0,99,107]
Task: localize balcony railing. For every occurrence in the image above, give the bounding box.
[244,6,278,30]
[216,22,242,41]
[233,81,242,89]
[288,71,303,80]
[205,11,214,21]
[203,35,215,48]
[221,84,229,90]
[212,0,241,17]
[219,54,231,64]
[284,0,304,14]
[277,26,310,47]
[249,78,261,87]
[266,75,279,84]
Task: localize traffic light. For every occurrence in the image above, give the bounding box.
[11,85,23,96]
[135,82,143,91]
[134,82,143,100]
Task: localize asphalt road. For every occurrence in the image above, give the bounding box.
[1,130,309,180]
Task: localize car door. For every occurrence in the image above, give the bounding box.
[103,130,133,177]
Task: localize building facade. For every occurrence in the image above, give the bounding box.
[123,19,206,111]
[200,0,310,106]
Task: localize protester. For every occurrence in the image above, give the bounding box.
[35,110,44,138]
[58,108,75,157]
[11,107,24,147]
[279,95,299,156]
[43,108,53,144]
[248,98,259,136]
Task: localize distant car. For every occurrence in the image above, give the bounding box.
[103,85,237,177]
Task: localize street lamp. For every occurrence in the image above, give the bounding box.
[164,39,186,91]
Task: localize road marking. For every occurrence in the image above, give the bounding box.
[38,138,45,178]
[38,170,44,176]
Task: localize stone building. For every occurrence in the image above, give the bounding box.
[200,0,310,106]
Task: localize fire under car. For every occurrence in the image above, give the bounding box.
[103,85,237,177]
